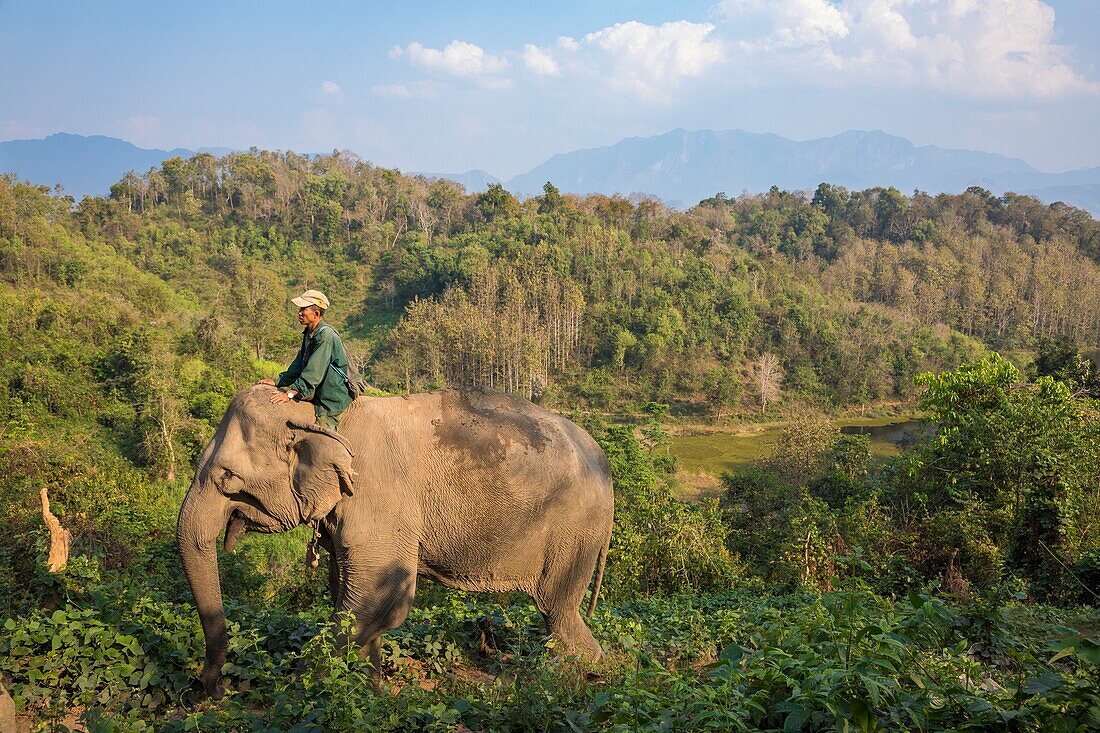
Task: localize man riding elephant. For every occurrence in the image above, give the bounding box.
[259,289,352,430]
[179,384,614,699]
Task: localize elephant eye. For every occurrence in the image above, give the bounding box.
[219,468,243,490]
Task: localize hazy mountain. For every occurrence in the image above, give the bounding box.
[5,130,1097,216]
[506,129,1100,214]
[412,169,501,192]
[1019,183,1100,216]
[0,133,231,200]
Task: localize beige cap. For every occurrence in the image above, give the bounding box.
[291,289,330,310]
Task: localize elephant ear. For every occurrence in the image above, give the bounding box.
[287,420,356,523]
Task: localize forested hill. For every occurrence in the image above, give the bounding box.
[2,150,1099,475]
[3,151,1100,730]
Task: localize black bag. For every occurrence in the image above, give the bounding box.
[329,362,368,400]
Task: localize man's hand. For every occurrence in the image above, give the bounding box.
[257,378,276,387]
[270,391,293,404]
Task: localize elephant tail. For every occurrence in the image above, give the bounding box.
[586,531,611,618]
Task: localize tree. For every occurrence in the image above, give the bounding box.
[874,187,911,242]
[811,182,848,218]
[126,331,197,481]
[915,354,1100,600]
[475,183,519,223]
[611,328,636,373]
[538,181,563,214]
[702,367,741,421]
[234,264,287,359]
[768,409,836,485]
[601,425,739,595]
[639,401,672,457]
[426,178,465,237]
[753,352,783,413]
[1032,336,1100,397]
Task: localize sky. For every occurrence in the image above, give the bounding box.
[1,0,1098,178]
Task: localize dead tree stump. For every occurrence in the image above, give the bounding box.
[0,680,16,733]
[39,488,71,573]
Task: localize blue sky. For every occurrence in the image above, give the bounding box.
[1,0,1097,177]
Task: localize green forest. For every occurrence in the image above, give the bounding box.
[1,150,1099,731]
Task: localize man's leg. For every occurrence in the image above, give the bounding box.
[315,414,341,431]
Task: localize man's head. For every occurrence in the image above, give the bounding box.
[291,290,329,329]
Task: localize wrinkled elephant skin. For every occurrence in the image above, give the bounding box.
[177,386,614,699]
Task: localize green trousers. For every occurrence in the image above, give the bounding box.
[315,414,341,431]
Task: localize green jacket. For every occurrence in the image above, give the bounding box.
[276,322,353,418]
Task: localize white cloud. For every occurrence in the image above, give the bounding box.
[720,0,848,49]
[379,1,1093,104]
[570,20,726,101]
[0,121,43,140]
[371,81,441,99]
[393,40,511,88]
[484,24,726,102]
[523,43,560,76]
[556,36,580,52]
[320,80,341,95]
[713,0,1097,98]
[373,83,413,99]
[123,116,163,147]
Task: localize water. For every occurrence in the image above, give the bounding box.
[840,419,930,449]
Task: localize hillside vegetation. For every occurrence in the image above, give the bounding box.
[1,155,1098,730]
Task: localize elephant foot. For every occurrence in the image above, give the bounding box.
[547,610,603,663]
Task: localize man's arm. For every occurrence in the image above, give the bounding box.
[276,340,306,389]
[287,333,335,400]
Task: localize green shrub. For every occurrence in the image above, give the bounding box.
[598,425,742,598]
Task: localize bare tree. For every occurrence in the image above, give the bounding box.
[754,352,783,413]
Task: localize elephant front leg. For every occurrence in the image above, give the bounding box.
[333,547,418,690]
[326,548,341,607]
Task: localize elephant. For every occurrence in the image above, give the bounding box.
[177,384,614,699]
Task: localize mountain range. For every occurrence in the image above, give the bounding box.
[504,129,1100,214]
[0,133,230,200]
[412,169,502,193]
[2,130,1098,216]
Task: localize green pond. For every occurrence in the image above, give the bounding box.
[670,416,927,476]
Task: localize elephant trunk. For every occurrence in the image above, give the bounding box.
[176,480,231,700]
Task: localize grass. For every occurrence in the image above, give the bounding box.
[670,430,781,475]
[668,415,925,500]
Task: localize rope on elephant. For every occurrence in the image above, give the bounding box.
[305,519,321,570]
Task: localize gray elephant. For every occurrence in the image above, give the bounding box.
[177,385,614,699]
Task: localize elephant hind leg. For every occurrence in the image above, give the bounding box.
[542,607,602,661]
[535,541,604,661]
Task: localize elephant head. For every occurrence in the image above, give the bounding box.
[176,386,355,699]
